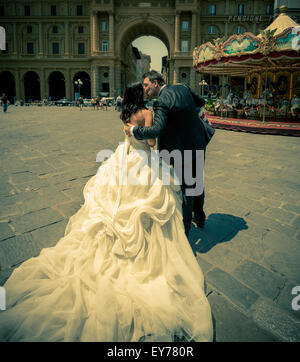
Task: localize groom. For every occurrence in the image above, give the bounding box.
[124,70,207,237]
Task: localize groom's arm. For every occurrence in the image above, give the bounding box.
[131,92,173,140]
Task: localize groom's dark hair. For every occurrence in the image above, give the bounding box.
[143,70,165,86]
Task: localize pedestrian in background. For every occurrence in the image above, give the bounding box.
[1,93,8,113]
[79,96,84,111]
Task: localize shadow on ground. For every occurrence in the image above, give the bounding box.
[189,213,248,254]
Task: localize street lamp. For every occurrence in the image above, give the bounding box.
[199,80,208,97]
[74,78,83,100]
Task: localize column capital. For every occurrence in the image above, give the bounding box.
[175,10,181,16]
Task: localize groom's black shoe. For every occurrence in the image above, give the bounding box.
[192,211,206,228]
[192,217,205,228]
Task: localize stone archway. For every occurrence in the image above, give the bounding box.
[115,16,172,92]
[24,71,40,102]
[0,71,16,103]
[48,71,65,101]
[73,72,91,99]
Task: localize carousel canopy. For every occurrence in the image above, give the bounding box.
[193,6,300,76]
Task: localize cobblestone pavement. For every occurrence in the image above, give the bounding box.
[0,106,299,341]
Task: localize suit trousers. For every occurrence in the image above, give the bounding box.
[177,150,206,237]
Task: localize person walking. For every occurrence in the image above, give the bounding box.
[1,93,8,113]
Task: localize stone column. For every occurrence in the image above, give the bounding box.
[173,66,179,84]
[174,11,180,54]
[15,69,21,100]
[191,11,197,52]
[65,70,71,100]
[109,65,115,97]
[169,62,174,84]
[91,65,99,97]
[39,69,46,99]
[38,23,44,56]
[65,21,69,56]
[13,23,17,55]
[252,22,257,35]
[20,71,25,100]
[115,64,121,96]
[225,0,230,14]
[90,11,97,53]
[109,11,114,55]
[225,22,229,37]
[190,69,196,90]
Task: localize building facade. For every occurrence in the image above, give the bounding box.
[0,0,280,102]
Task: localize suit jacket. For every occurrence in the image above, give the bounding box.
[133,84,207,157]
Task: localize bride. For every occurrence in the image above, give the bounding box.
[0,82,213,342]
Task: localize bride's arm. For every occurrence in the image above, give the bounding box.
[144,110,156,147]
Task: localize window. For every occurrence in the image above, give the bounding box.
[52,42,59,54]
[27,42,34,54]
[27,26,32,34]
[78,26,84,34]
[102,40,108,52]
[181,40,189,52]
[0,6,4,16]
[102,21,108,32]
[24,5,31,16]
[266,4,272,15]
[51,5,56,16]
[52,26,58,34]
[238,4,244,15]
[236,26,243,34]
[78,42,85,54]
[209,25,215,34]
[182,21,189,31]
[210,4,216,16]
[77,5,83,16]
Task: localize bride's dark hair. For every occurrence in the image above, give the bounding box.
[120,82,146,123]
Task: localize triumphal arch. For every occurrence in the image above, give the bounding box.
[90,0,199,97]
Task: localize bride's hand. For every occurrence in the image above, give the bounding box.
[124,123,134,136]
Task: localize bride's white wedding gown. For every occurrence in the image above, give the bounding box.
[0,136,213,342]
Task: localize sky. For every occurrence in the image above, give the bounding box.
[132,36,168,72]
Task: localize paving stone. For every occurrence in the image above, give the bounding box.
[206,268,259,311]
[263,251,300,285]
[0,223,15,242]
[55,200,83,218]
[31,219,69,248]
[222,232,268,262]
[233,260,285,300]
[199,244,245,273]
[10,208,64,234]
[0,233,42,269]
[0,267,16,286]
[282,203,300,215]
[263,207,296,225]
[250,297,300,342]
[208,292,279,342]
[195,253,214,275]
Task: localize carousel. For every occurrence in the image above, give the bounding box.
[193,5,300,125]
